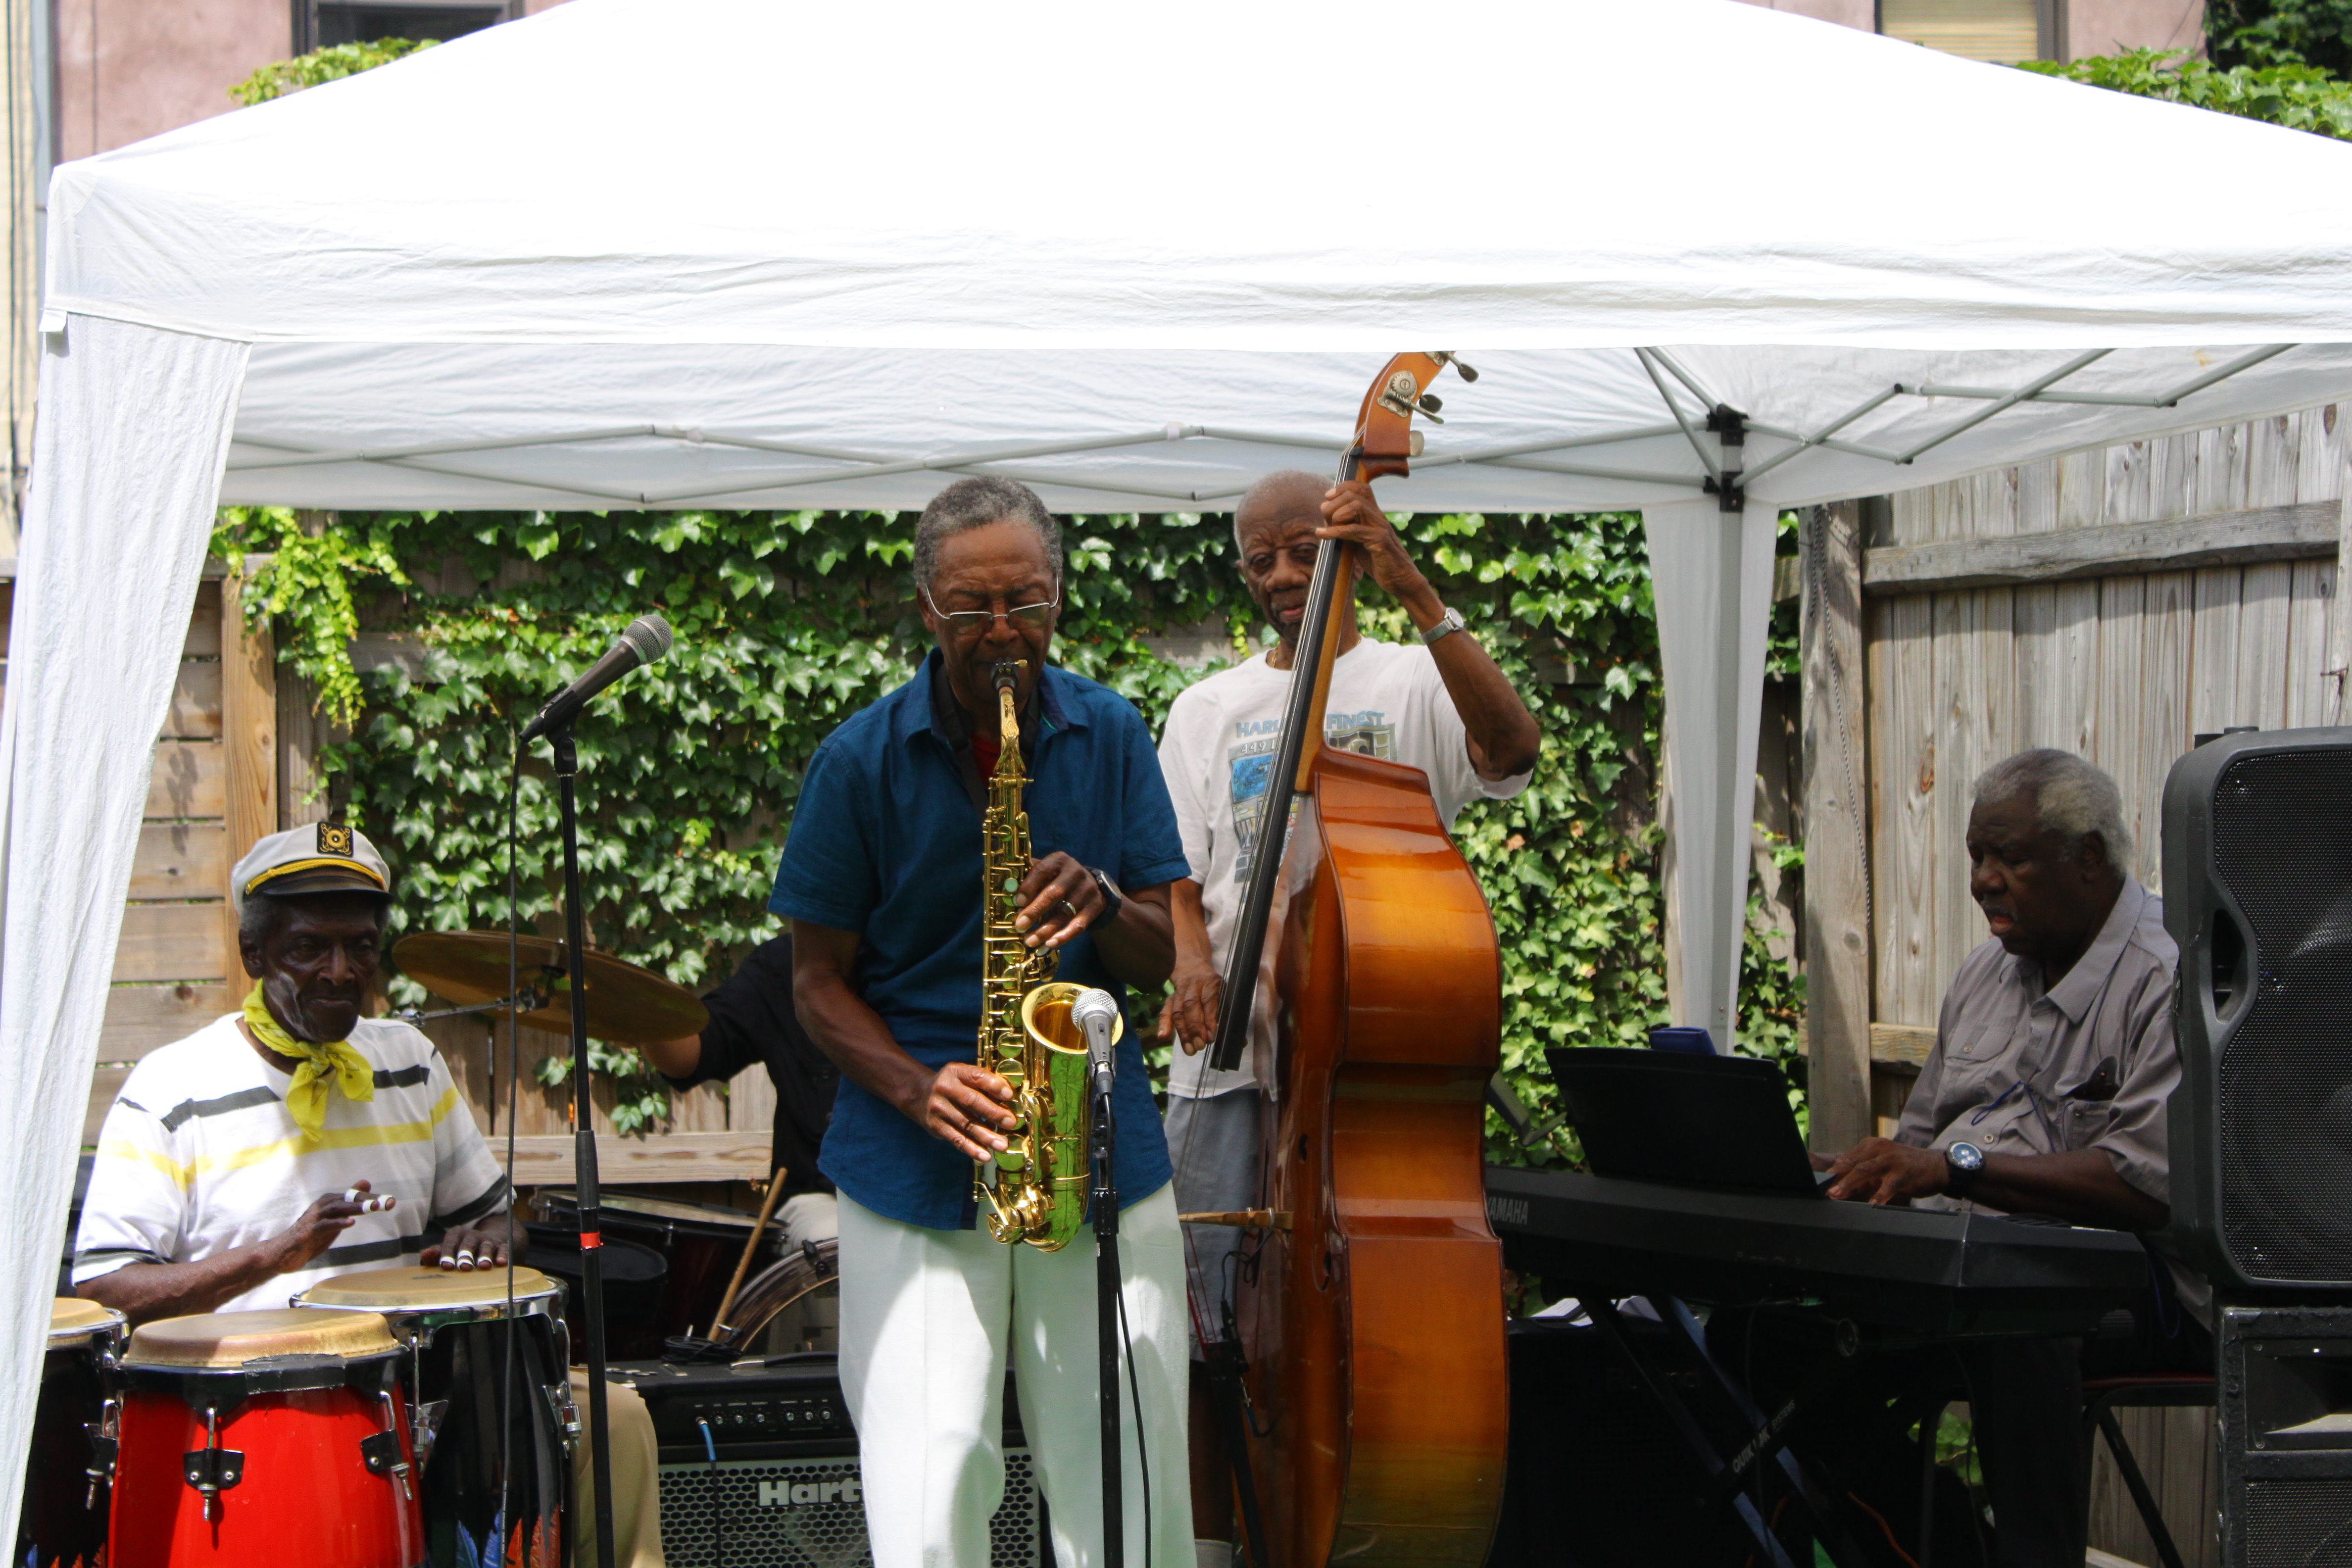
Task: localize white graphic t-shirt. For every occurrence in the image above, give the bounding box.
[1157,637,1532,1098]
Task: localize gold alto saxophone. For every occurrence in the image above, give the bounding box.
[972,659,1117,1251]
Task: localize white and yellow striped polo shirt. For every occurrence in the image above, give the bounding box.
[75,1013,509,1312]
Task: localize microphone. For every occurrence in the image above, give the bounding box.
[1072,987,1121,1094]
[518,614,674,742]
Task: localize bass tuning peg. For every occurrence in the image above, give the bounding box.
[1431,350,1480,383]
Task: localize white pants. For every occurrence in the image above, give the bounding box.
[838,1185,1193,1568]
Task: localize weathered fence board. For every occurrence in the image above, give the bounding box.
[128,822,227,900]
[100,984,234,1060]
[147,741,226,819]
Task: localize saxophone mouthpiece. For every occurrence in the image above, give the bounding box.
[992,660,1023,693]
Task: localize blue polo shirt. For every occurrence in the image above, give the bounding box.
[771,650,1192,1231]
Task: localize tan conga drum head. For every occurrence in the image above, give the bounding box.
[125,1308,400,1369]
[49,1294,125,1351]
[295,1265,562,1344]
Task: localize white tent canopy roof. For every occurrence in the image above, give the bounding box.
[10,0,2352,1537]
[45,0,2352,514]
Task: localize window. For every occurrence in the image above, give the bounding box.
[292,0,517,52]
[1878,0,2056,63]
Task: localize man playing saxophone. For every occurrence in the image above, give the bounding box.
[773,476,1195,1568]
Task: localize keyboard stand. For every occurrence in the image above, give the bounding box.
[1571,1288,1874,1568]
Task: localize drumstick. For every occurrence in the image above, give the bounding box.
[706,1172,787,1340]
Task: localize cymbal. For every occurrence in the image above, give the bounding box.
[393,930,709,1047]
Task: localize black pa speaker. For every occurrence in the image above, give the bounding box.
[2164,728,2352,1296]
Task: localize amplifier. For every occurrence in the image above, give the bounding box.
[2218,1305,2352,1568]
[610,1354,1043,1568]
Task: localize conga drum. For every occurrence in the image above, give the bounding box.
[18,1297,124,1568]
[295,1266,572,1568]
[110,1309,421,1568]
[536,1189,777,1354]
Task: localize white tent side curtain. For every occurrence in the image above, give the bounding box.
[0,316,248,1542]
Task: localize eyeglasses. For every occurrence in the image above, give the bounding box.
[921,584,1060,635]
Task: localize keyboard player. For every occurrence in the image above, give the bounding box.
[1806,749,2206,1568]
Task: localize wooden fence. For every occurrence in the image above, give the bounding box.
[1802,401,2352,1568]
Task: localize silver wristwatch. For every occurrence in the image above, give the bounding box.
[1420,606,1467,646]
[1945,1140,1985,1197]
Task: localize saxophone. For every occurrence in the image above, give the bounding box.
[972,659,1109,1251]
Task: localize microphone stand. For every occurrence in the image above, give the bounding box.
[549,727,617,1568]
[1090,1029,1124,1568]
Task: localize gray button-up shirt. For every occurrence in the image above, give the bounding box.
[1895,877,2179,1208]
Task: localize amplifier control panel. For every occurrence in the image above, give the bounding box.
[665,1390,854,1444]
[609,1359,857,1452]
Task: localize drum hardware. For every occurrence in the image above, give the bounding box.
[181,1407,242,1521]
[390,984,546,1030]
[364,1390,415,1498]
[411,1396,450,1469]
[549,1378,582,1450]
[85,1395,118,1508]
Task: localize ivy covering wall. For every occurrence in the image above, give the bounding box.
[213,506,1804,1155]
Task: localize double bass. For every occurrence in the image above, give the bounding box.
[1201,353,1508,1566]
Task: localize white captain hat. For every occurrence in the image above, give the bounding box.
[230,822,392,910]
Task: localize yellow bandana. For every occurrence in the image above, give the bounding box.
[242,980,374,1141]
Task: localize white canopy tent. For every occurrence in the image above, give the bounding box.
[12,0,2352,1517]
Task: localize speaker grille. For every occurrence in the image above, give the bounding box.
[2211,749,2352,1283]
[656,1450,1042,1568]
[2245,1477,2352,1567]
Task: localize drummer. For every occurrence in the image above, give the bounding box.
[74,824,672,1568]
[75,824,519,1321]
[643,931,839,1254]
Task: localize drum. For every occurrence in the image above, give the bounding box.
[706,1236,841,1359]
[295,1266,572,1568]
[536,1190,775,1355]
[522,1224,669,1362]
[18,1297,124,1568]
[110,1309,422,1568]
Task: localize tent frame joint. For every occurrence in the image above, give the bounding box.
[1706,404,1746,513]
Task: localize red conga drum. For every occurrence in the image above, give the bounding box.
[109,1308,422,1568]
[296,1266,573,1568]
[16,1297,125,1568]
